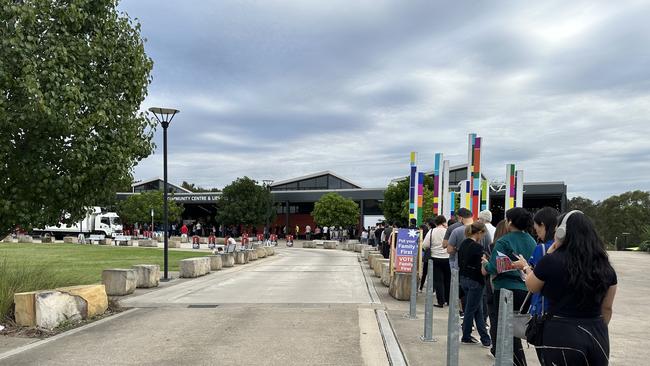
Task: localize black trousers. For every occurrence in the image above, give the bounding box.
[491,288,529,366]
[431,257,450,305]
[538,316,610,366]
[419,257,429,290]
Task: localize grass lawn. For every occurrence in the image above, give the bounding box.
[0,243,206,284]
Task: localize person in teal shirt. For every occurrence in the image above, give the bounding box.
[481,207,536,364]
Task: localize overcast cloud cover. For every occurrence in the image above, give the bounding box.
[119,0,650,200]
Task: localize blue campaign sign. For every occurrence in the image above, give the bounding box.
[395,228,420,272]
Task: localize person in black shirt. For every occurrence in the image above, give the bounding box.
[516,210,617,366]
[458,222,491,347]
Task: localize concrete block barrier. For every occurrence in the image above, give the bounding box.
[303,241,317,248]
[265,247,274,256]
[354,244,364,252]
[389,272,412,301]
[323,241,338,249]
[56,284,109,317]
[17,235,33,243]
[374,259,390,277]
[102,269,137,296]
[221,253,235,267]
[179,258,210,278]
[208,255,223,271]
[41,236,53,243]
[132,265,160,288]
[234,251,246,265]
[63,236,78,244]
[361,247,377,260]
[136,239,158,248]
[256,247,267,258]
[368,253,384,270]
[380,262,391,287]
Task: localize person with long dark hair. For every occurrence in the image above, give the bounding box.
[486,219,508,353]
[422,215,450,306]
[481,207,537,365]
[517,211,617,366]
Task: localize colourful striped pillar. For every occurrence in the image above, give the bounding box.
[432,153,443,216]
[515,170,524,208]
[480,179,489,211]
[459,180,471,209]
[449,191,456,219]
[417,172,425,225]
[441,159,450,220]
[472,137,482,219]
[409,152,417,222]
[505,164,516,215]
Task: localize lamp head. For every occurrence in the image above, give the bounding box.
[148,107,180,127]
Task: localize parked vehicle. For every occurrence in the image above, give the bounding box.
[33,207,123,239]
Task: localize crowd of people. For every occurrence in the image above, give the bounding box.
[366,206,617,366]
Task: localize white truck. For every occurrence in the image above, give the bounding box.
[34,207,123,239]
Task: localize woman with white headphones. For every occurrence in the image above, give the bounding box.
[517,210,618,366]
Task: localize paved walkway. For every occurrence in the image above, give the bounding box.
[1,247,388,366]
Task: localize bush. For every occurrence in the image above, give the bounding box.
[0,258,76,322]
[639,242,650,252]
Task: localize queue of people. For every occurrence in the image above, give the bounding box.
[412,205,618,366]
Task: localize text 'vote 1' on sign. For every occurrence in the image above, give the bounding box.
[394,228,420,273]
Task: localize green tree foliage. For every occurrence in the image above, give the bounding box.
[117,191,183,225]
[181,181,220,193]
[216,177,273,226]
[569,191,650,248]
[382,176,434,227]
[311,193,360,228]
[0,0,154,236]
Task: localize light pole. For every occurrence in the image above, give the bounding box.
[149,107,180,281]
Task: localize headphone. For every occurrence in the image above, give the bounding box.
[554,210,583,242]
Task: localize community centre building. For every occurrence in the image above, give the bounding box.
[117,168,567,232]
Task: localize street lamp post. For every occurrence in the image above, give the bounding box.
[149,107,180,281]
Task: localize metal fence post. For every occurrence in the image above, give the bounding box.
[408,247,418,319]
[421,259,436,342]
[446,268,459,366]
[495,289,513,366]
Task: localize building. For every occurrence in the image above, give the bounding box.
[117,168,566,233]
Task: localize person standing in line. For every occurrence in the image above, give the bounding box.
[180,223,188,239]
[322,225,328,240]
[515,211,617,366]
[305,224,312,241]
[486,219,509,353]
[295,225,300,240]
[443,208,473,270]
[481,207,536,365]
[368,226,375,246]
[478,210,496,241]
[425,215,450,307]
[361,228,368,244]
[374,223,383,249]
[458,222,491,348]
[381,222,394,259]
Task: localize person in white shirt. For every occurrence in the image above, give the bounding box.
[479,210,496,240]
[422,215,451,307]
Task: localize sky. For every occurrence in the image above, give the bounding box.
[119,0,650,201]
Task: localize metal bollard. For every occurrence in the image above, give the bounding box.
[495,289,514,366]
[446,268,460,366]
[421,259,437,342]
[408,248,418,319]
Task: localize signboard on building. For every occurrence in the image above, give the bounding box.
[394,228,420,273]
[170,194,220,203]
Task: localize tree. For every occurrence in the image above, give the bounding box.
[181,181,220,193]
[311,193,360,228]
[0,1,154,237]
[597,191,650,247]
[399,188,436,226]
[117,191,183,225]
[382,176,434,227]
[216,177,273,226]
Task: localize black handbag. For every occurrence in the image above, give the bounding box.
[525,293,571,346]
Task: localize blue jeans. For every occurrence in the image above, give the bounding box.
[460,276,490,345]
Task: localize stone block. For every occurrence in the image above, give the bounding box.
[323,241,337,249]
[363,248,378,261]
[347,239,361,244]
[234,251,246,265]
[137,239,158,248]
[216,237,226,245]
[17,235,33,243]
[368,253,384,270]
[14,291,37,327]
[131,265,160,288]
[102,269,137,296]
[35,291,87,330]
[256,247,267,258]
[354,244,364,252]
[181,236,189,243]
[169,240,181,248]
[221,253,235,267]
[247,250,258,261]
[57,284,108,317]
[199,237,209,244]
[303,241,317,248]
[207,255,223,270]
[179,258,208,278]
[264,247,274,256]
[381,262,391,287]
[389,272,413,301]
[374,259,390,277]
[100,238,112,245]
[63,236,78,244]
[117,239,132,246]
[41,236,53,243]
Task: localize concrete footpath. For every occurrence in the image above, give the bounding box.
[0,245,646,365]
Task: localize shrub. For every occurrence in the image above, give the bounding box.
[0,258,76,322]
[639,241,650,252]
